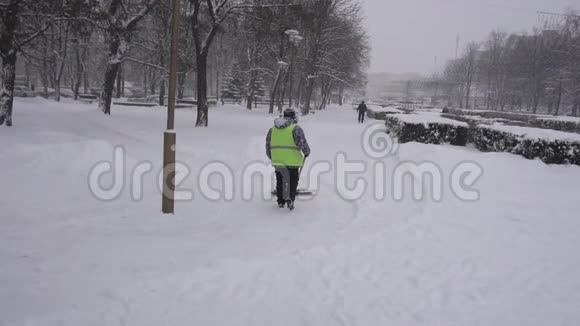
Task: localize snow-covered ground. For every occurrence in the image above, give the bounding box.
[1,98,580,326]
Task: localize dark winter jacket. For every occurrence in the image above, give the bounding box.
[357,103,368,113]
[266,117,311,159]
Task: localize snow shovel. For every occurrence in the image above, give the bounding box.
[270,157,315,197]
[296,158,315,196]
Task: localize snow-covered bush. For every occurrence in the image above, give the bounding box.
[385,115,469,146]
[469,125,523,152]
[530,117,580,134]
[470,124,580,165]
[367,106,404,120]
[447,109,580,134]
[383,112,580,166]
[440,113,488,128]
[371,111,401,120]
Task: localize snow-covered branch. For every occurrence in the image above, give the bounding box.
[123,57,168,73]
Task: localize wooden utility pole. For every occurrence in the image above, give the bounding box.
[162,0,181,214]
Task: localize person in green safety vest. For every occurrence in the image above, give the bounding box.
[266,108,311,210]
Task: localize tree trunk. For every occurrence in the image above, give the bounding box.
[55,83,61,102]
[325,82,332,108]
[338,84,344,106]
[269,68,283,114]
[288,74,294,108]
[192,71,197,99]
[554,74,563,116]
[159,78,166,106]
[99,62,120,115]
[176,72,183,99]
[573,77,580,117]
[278,69,289,112]
[246,94,253,110]
[195,53,209,126]
[156,49,165,102]
[74,41,83,100]
[121,70,125,97]
[54,22,69,103]
[25,60,31,88]
[465,85,471,110]
[296,77,304,109]
[246,70,256,111]
[532,87,540,114]
[0,53,17,126]
[54,55,67,103]
[116,64,122,99]
[486,83,491,110]
[216,67,220,103]
[143,69,148,97]
[40,41,49,98]
[321,83,332,110]
[99,34,126,115]
[317,79,328,111]
[83,69,88,94]
[150,68,156,95]
[303,77,315,115]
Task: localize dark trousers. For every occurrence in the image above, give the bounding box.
[275,167,300,204]
[358,111,365,123]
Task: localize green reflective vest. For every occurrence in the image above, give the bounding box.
[270,124,304,167]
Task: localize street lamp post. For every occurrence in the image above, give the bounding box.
[276,60,289,113]
[161,0,181,214]
[285,30,302,109]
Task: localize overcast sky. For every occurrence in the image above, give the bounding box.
[363,0,580,75]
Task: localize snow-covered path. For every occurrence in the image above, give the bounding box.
[1,99,580,326]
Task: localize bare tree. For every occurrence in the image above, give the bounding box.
[0,0,56,126]
[187,0,236,126]
[95,0,159,115]
[463,42,479,109]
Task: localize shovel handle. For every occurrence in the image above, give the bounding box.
[299,156,308,178]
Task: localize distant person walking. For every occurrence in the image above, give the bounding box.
[356,101,368,123]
